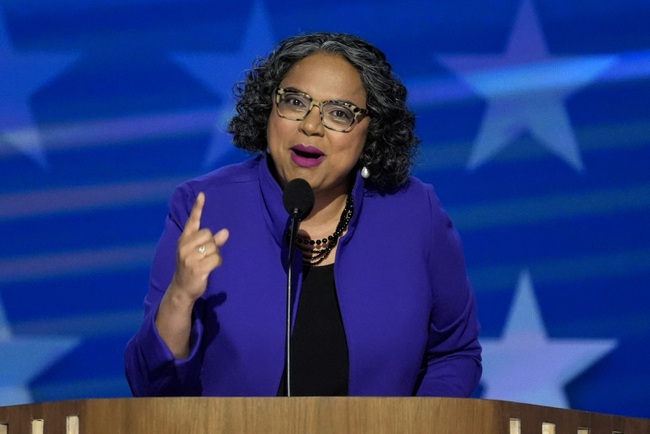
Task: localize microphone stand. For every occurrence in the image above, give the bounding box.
[285,208,302,397]
[282,177,313,397]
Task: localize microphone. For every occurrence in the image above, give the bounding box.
[282,178,314,397]
[283,178,314,220]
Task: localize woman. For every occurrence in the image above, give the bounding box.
[124,32,481,397]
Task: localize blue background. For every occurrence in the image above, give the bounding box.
[1,0,649,419]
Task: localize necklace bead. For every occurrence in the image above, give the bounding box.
[289,193,354,265]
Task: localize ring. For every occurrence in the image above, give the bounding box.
[198,245,206,255]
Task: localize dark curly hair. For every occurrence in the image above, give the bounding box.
[228,32,420,191]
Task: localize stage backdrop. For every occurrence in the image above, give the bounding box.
[1,0,649,419]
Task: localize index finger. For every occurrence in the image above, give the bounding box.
[183,192,205,235]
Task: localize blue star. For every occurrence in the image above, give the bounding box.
[172,0,276,168]
[0,11,79,168]
[0,296,79,406]
[480,270,617,408]
[437,0,616,172]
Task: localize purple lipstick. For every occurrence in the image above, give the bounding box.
[290,145,324,168]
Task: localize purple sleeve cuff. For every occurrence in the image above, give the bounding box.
[125,301,205,396]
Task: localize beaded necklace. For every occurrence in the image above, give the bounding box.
[292,194,354,265]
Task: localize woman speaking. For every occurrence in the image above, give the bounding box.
[124,32,482,397]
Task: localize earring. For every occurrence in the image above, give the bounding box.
[361,166,370,179]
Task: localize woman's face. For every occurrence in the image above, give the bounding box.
[267,52,369,197]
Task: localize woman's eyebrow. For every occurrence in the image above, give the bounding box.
[281,87,360,106]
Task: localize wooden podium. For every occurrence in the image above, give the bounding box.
[1,397,649,434]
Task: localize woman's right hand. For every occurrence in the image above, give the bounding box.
[169,191,230,303]
[156,192,229,358]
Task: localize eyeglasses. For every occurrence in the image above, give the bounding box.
[274,87,369,132]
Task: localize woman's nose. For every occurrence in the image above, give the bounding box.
[299,107,325,136]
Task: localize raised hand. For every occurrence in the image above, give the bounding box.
[156,192,229,358]
[171,192,230,302]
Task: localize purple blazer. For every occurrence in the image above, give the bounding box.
[124,154,481,397]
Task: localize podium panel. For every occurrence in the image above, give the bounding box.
[1,397,649,434]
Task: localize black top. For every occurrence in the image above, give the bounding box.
[278,264,350,396]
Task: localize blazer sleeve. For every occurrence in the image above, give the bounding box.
[124,183,206,397]
[414,186,482,397]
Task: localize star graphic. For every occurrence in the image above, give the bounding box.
[0,11,79,168]
[480,270,617,408]
[437,0,616,172]
[172,0,276,168]
[0,295,79,406]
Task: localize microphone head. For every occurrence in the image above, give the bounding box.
[283,178,315,220]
